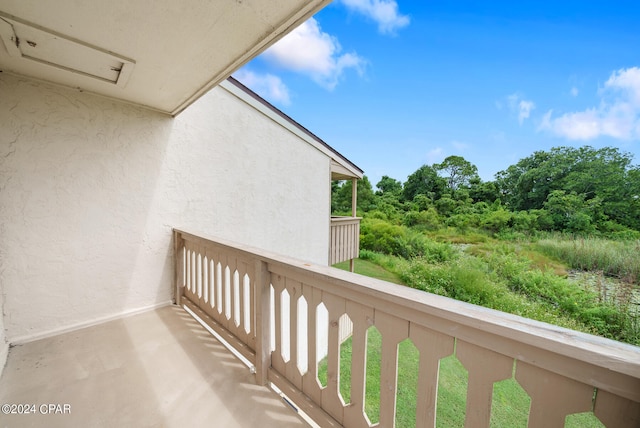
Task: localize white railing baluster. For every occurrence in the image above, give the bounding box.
[272,273,285,375]
[516,361,594,427]
[411,324,454,428]
[457,341,513,428]
[376,311,409,428]
[302,284,323,405]
[255,260,271,385]
[343,301,374,428]
[594,388,640,427]
[287,278,303,390]
[322,292,347,423]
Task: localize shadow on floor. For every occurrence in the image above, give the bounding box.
[0,305,306,427]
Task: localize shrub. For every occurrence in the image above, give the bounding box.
[480,208,513,233]
[482,248,631,341]
[403,207,442,230]
[360,218,455,261]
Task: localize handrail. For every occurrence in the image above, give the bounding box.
[174,228,640,427]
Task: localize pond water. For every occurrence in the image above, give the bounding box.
[567,270,640,316]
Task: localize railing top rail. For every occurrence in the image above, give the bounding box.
[174,228,640,399]
[330,216,362,222]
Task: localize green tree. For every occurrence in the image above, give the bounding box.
[332,176,376,215]
[434,155,480,191]
[403,165,446,202]
[376,175,403,196]
[543,190,598,233]
[469,178,500,203]
[496,146,638,231]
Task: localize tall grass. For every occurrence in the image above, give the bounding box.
[535,236,640,285]
[482,246,637,343]
[361,245,638,345]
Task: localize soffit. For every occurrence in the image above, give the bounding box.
[0,0,330,115]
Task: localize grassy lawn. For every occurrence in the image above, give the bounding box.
[333,257,406,285]
[331,257,605,427]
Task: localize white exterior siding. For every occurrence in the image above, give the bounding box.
[0,74,331,343]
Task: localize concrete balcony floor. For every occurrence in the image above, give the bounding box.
[0,305,307,427]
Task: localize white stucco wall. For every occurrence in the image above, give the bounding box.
[0,74,331,343]
[0,290,7,377]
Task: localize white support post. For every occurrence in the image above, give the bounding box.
[350,179,357,272]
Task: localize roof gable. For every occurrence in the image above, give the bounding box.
[222,77,363,180]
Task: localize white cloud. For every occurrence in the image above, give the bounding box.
[507,93,536,124]
[518,100,535,124]
[605,66,640,104]
[339,0,410,34]
[425,147,444,164]
[539,67,640,140]
[233,70,291,106]
[262,18,365,90]
[570,86,579,97]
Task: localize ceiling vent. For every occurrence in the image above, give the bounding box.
[0,13,134,87]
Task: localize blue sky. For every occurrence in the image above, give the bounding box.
[235,1,640,186]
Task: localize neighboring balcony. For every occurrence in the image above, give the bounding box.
[330,216,361,267]
[330,161,362,271]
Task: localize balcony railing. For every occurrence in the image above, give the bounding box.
[330,216,361,265]
[173,229,640,427]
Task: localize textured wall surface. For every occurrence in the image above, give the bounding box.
[0,291,6,376]
[0,74,331,342]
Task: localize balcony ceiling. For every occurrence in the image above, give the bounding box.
[0,0,329,115]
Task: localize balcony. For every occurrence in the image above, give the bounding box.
[330,216,361,267]
[172,229,639,427]
[2,229,638,427]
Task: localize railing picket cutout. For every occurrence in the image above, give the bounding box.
[395,338,419,428]
[216,261,222,315]
[202,254,208,305]
[173,229,640,428]
[243,273,251,335]
[316,302,329,389]
[364,325,382,426]
[297,294,309,376]
[196,252,202,299]
[233,269,241,328]
[207,256,215,310]
[281,287,291,364]
[338,313,353,407]
[223,265,231,322]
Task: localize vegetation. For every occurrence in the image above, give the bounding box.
[326,145,639,426]
[330,260,608,427]
[331,145,640,345]
[333,146,640,238]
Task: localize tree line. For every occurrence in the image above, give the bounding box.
[332,145,640,237]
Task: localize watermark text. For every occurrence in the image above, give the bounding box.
[2,403,71,415]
